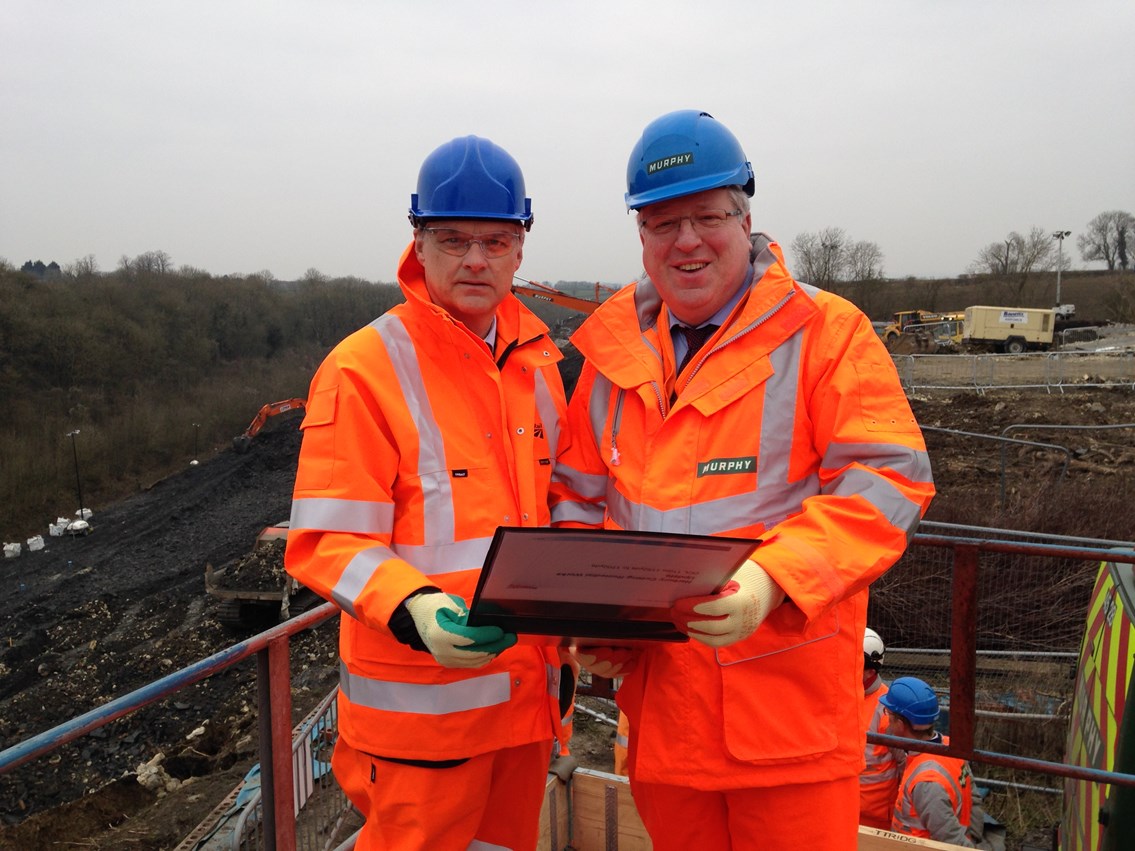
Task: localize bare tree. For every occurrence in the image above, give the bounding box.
[789,231,822,283]
[846,240,886,281]
[789,227,849,286]
[65,254,100,280]
[970,227,1055,301]
[1077,210,1135,271]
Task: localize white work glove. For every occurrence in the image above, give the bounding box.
[670,559,785,648]
[568,646,638,679]
[405,592,516,668]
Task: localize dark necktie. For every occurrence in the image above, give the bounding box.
[676,324,718,373]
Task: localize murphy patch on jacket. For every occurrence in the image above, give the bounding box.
[696,456,756,477]
[647,152,693,175]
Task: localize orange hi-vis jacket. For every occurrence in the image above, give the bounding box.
[285,243,569,761]
[549,235,934,789]
[860,677,902,828]
[892,736,975,844]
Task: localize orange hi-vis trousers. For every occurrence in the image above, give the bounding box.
[333,737,553,850]
[632,775,859,851]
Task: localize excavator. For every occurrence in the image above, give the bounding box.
[511,278,619,314]
[232,397,307,453]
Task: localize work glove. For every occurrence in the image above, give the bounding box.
[568,646,638,679]
[670,559,785,648]
[405,592,517,668]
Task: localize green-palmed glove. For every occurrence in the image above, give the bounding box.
[405,592,517,668]
[670,560,785,648]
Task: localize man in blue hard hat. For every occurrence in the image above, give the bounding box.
[882,676,986,847]
[286,135,570,850]
[551,109,934,850]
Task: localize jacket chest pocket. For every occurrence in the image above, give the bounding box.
[717,608,841,762]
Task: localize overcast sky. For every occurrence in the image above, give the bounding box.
[3,1,1132,286]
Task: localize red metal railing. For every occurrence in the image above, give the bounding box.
[4,532,1135,848]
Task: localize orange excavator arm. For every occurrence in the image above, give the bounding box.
[511,278,622,315]
[233,398,306,452]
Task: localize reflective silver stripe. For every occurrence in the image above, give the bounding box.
[551,500,606,527]
[373,318,456,545]
[757,331,802,486]
[553,462,609,502]
[341,662,511,714]
[333,545,396,619]
[468,840,512,851]
[822,468,925,541]
[607,479,818,536]
[824,442,934,485]
[894,760,963,830]
[864,700,888,766]
[534,368,561,459]
[588,373,613,449]
[861,767,899,784]
[615,732,629,749]
[290,496,394,534]
[392,537,493,574]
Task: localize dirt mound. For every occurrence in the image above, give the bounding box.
[209,538,289,592]
[3,387,1135,849]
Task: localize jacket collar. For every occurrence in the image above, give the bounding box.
[572,234,818,387]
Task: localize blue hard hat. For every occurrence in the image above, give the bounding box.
[625,110,755,211]
[879,676,940,727]
[410,135,533,230]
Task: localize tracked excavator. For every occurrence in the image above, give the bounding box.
[232,398,306,453]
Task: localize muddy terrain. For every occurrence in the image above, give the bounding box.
[3,381,1135,849]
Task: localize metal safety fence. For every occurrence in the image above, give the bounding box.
[893,350,1135,393]
[4,528,1135,849]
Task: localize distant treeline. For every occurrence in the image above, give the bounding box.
[1,261,1129,541]
[0,265,406,539]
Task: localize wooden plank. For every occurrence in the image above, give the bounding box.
[538,772,571,851]
[538,769,967,851]
[569,769,652,851]
[857,825,973,849]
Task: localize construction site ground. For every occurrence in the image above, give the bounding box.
[3,374,1135,849]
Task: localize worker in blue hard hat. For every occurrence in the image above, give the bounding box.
[551,109,934,851]
[882,676,985,847]
[286,135,570,850]
[860,628,905,829]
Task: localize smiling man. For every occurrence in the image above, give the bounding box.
[286,136,570,850]
[551,110,935,850]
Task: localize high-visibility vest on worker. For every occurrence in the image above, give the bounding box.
[892,736,975,844]
[286,243,569,761]
[550,235,934,789]
[860,677,903,829]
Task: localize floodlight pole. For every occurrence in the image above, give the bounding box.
[193,423,200,462]
[66,429,85,521]
[1052,230,1071,305]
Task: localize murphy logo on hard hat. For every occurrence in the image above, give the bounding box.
[697,456,756,477]
[647,152,694,175]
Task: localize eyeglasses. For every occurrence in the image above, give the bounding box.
[422,228,521,259]
[639,208,743,239]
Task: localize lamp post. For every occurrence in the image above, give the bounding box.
[1052,230,1071,305]
[66,429,85,522]
[191,423,200,466]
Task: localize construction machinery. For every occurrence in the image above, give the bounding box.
[511,279,619,315]
[883,310,965,354]
[232,397,306,453]
[962,305,1056,354]
[204,523,321,629]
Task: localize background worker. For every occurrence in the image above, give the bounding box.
[881,676,983,847]
[860,627,904,829]
[285,135,570,850]
[551,109,935,851]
